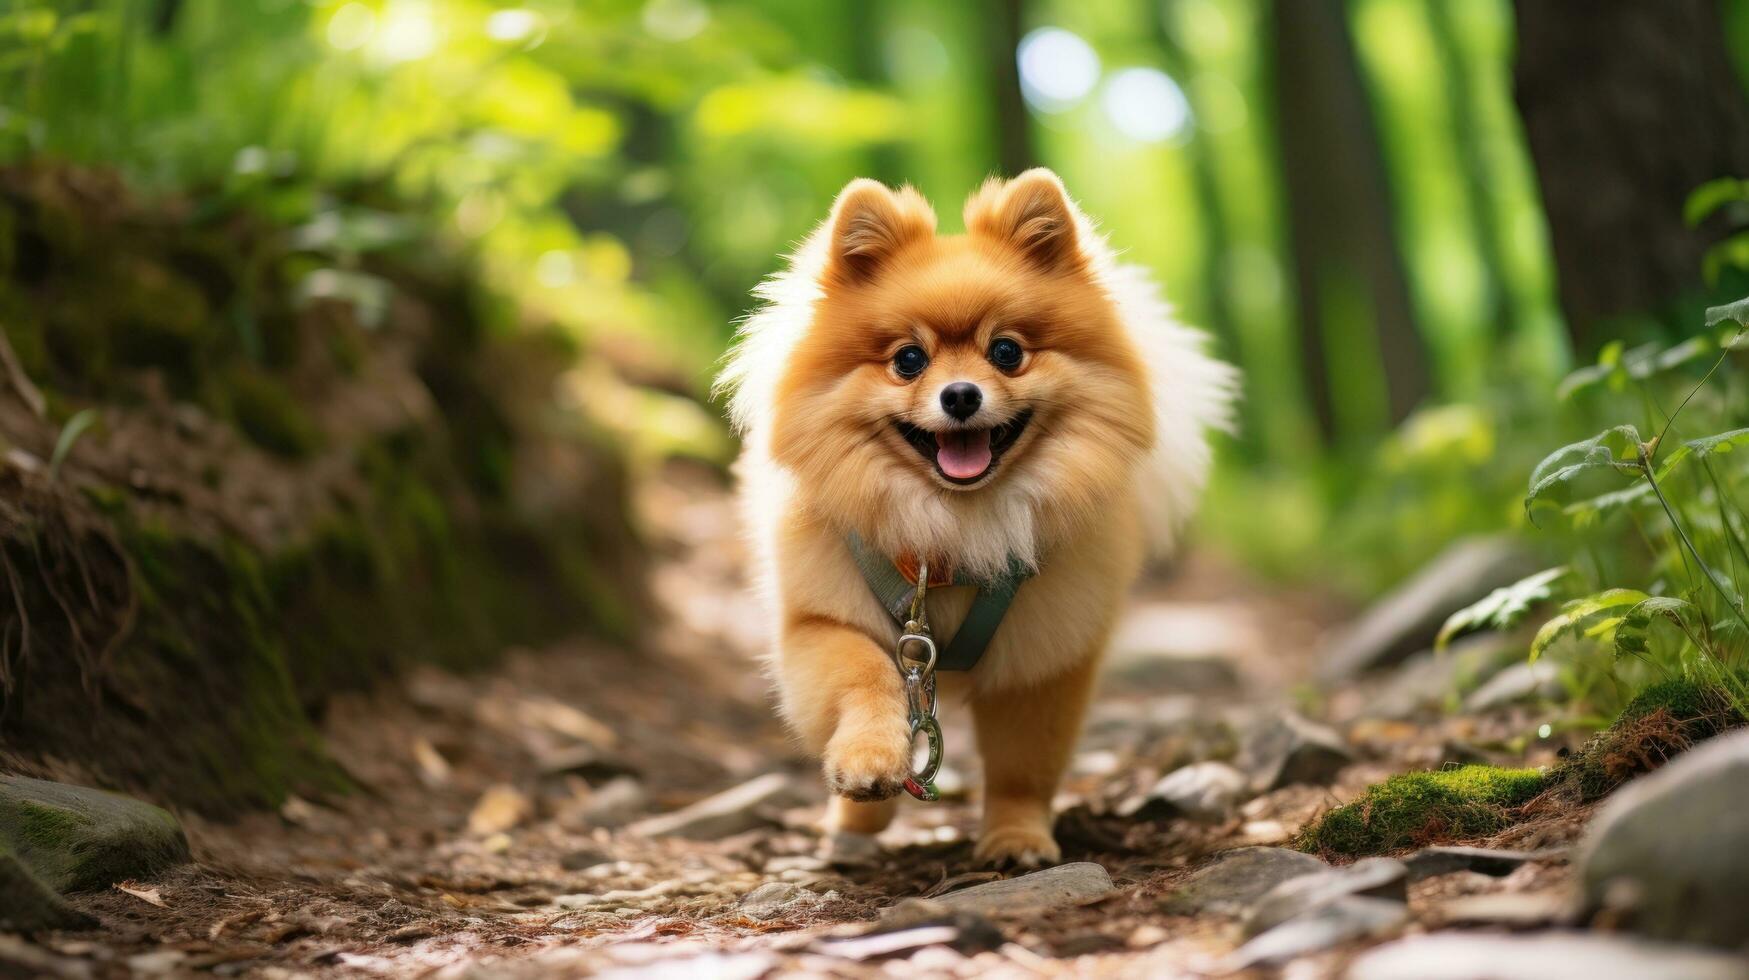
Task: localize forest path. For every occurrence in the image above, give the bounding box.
[23,464,1578,978]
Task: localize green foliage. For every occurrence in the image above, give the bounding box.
[1516,301,1749,721]
[47,407,96,479]
[1436,566,1568,650]
[1297,765,1547,857]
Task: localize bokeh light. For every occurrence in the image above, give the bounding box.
[1017,27,1100,113]
[1101,67,1192,143]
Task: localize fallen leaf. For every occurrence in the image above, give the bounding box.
[410,737,451,787]
[520,697,618,748]
[115,881,166,907]
[467,784,531,835]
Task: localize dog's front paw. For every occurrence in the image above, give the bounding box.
[823,721,912,802]
[974,824,1061,868]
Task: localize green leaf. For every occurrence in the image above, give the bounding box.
[1707,295,1749,328]
[48,408,97,480]
[1614,596,1704,660]
[1685,177,1749,227]
[1525,426,1643,522]
[1436,566,1569,651]
[1562,483,1654,526]
[1654,428,1749,481]
[1529,589,1650,662]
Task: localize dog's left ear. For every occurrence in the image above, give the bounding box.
[965,168,1082,271]
[824,179,936,287]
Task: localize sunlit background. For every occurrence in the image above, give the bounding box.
[7,0,1749,597]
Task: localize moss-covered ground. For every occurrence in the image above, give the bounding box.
[0,166,643,814]
[1300,673,1748,857]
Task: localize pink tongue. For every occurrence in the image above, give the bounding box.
[936,430,993,480]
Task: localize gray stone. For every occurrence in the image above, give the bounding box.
[1577,727,1749,948]
[1117,762,1247,822]
[1434,891,1572,928]
[627,773,793,840]
[933,862,1114,916]
[738,881,816,919]
[1105,602,1250,693]
[0,776,188,894]
[1245,857,1408,936]
[578,777,648,829]
[1242,713,1354,790]
[822,900,1006,960]
[0,854,94,931]
[820,830,882,868]
[1463,660,1565,712]
[1317,536,1538,681]
[1404,845,1565,882]
[1365,633,1518,720]
[1223,896,1406,971]
[1346,932,1749,980]
[1163,847,1326,915]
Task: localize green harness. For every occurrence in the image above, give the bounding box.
[846,531,1033,671]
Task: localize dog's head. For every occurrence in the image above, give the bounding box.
[764,170,1156,574]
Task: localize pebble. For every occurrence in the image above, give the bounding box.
[1404,845,1564,882]
[1118,761,1248,822]
[1241,713,1354,790]
[1162,847,1327,915]
[738,881,816,919]
[1463,660,1565,712]
[627,773,794,840]
[1244,857,1408,936]
[932,862,1114,916]
[1222,895,1406,971]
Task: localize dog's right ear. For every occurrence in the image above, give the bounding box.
[824,179,935,287]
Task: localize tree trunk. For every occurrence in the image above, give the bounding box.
[988,0,1036,176]
[1268,0,1429,443]
[1514,0,1749,350]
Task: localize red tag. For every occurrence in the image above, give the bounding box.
[895,552,954,588]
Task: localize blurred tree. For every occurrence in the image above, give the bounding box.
[989,0,1036,176]
[1514,0,1749,348]
[1425,0,1511,340]
[1268,0,1428,443]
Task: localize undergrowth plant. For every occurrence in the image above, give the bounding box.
[1442,297,1749,716]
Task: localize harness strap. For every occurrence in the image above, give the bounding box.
[846,531,1031,671]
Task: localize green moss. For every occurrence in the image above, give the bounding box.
[224,368,321,457]
[1298,765,1548,857]
[1552,675,1745,801]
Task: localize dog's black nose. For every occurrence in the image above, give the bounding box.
[940,381,982,421]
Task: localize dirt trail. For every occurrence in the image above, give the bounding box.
[12,464,1580,978]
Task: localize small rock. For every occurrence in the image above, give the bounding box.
[1162,847,1326,915]
[1117,762,1247,822]
[1404,845,1565,882]
[1222,896,1406,971]
[1463,660,1565,712]
[1347,932,1749,980]
[820,830,882,867]
[1241,714,1354,790]
[1244,857,1408,936]
[559,846,611,871]
[595,951,780,980]
[818,904,1005,961]
[577,777,648,829]
[738,881,815,919]
[0,776,190,894]
[536,744,641,782]
[1434,890,1572,928]
[1317,536,1538,681]
[932,862,1114,916]
[1364,633,1517,720]
[628,772,794,840]
[1577,727,1749,947]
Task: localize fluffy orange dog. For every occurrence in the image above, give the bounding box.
[719,169,1234,865]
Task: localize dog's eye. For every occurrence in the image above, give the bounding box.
[988,337,1024,371]
[893,345,928,379]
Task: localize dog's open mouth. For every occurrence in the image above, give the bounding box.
[893,410,1033,485]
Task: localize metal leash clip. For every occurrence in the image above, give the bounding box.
[897,560,943,802]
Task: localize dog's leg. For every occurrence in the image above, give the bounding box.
[783,617,912,802]
[824,795,900,835]
[969,655,1098,866]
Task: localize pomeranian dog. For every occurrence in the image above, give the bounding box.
[718,169,1235,865]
